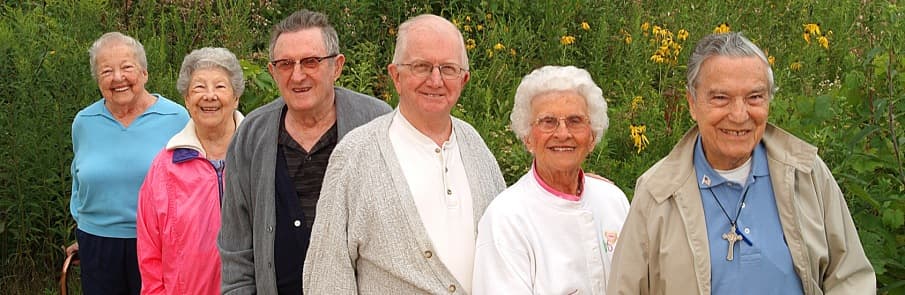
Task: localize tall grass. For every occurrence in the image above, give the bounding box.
[1,0,903,293]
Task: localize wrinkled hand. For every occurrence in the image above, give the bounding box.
[65,242,79,257]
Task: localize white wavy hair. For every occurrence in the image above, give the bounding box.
[510,65,608,145]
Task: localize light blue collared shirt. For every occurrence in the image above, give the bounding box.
[693,137,803,294]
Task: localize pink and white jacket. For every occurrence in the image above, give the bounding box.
[136,112,243,295]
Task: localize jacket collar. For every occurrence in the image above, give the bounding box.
[647,123,817,203]
[166,110,245,159]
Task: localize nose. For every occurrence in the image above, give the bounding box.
[290,63,307,82]
[552,119,572,138]
[727,98,750,122]
[112,68,125,81]
[425,66,444,86]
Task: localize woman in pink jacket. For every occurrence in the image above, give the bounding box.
[136,47,244,295]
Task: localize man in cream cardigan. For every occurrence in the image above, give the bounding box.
[303,14,505,294]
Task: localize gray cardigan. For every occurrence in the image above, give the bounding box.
[303,112,507,294]
[219,87,391,294]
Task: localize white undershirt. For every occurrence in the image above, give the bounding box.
[714,156,752,185]
[389,110,476,292]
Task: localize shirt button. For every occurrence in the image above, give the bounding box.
[294,220,302,227]
[266,226,273,232]
[267,262,273,268]
[744,227,751,234]
[741,202,746,208]
[423,251,433,258]
[435,148,441,153]
[447,189,452,195]
[447,285,456,293]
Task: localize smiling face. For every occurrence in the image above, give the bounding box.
[525,90,595,175]
[388,19,469,125]
[268,28,344,113]
[184,68,239,131]
[95,42,149,106]
[688,55,771,170]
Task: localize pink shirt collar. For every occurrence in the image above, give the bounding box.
[532,161,584,201]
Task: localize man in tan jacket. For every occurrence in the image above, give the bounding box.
[607,32,875,294]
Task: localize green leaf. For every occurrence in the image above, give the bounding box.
[882,208,905,229]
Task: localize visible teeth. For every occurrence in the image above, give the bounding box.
[724,129,747,136]
[114,87,129,92]
[200,107,219,111]
[551,147,575,151]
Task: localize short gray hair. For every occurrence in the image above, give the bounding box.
[511,65,608,145]
[392,14,469,70]
[88,32,147,81]
[268,9,339,60]
[686,32,775,99]
[176,47,245,98]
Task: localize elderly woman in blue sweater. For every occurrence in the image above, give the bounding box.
[67,32,189,294]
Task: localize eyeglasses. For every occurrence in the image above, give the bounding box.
[270,54,338,73]
[396,62,467,80]
[533,115,591,133]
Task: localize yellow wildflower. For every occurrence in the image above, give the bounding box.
[641,22,650,34]
[650,54,665,64]
[631,96,644,112]
[817,36,829,49]
[560,35,576,45]
[452,19,460,28]
[803,33,811,44]
[494,43,505,51]
[464,25,472,32]
[652,25,662,37]
[466,39,476,50]
[677,29,689,41]
[388,27,396,36]
[476,24,484,31]
[624,35,633,45]
[486,49,494,58]
[466,15,472,22]
[768,55,775,66]
[486,13,492,21]
[790,61,802,71]
[581,21,591,31]
[803,23,821,36]
[714,22,730,34]
[509,48,517,56]
[630,124,651,153]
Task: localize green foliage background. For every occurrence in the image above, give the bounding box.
[1,0,902,293]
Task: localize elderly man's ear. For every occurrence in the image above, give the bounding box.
[686,91,698,121]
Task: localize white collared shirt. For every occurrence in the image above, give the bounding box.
[389,110,476,292]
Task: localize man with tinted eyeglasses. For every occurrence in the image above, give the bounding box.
[303,14,505,294]
[219,9,390,294]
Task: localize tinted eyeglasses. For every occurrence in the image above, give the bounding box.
[396,62,467,80]
[270,54,338,74]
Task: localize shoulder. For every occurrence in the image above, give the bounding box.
[584,177,631,210]
[333,113,392,153]
[763,124,819,172]
[150,94,189,116]
[452,117,482,138]
[485,176,533,213]
[335,87,392,112]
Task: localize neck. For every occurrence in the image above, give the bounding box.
[195,117,236,160]
[286,101,336,129]
[106,91,154,126]
[535,164,582,195]
[399,107,452,146]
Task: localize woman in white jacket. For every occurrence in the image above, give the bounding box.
[473,65,629,295]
